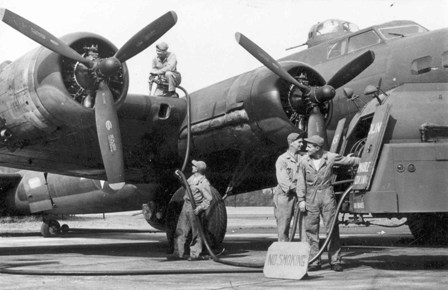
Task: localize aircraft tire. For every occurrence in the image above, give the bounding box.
[40,219,61,237]
[407,213,448,245]
[41,222,51,237]
[165,186,227,254]
[61,224,70,234]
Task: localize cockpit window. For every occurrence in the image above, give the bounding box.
[347,30,381,53]
[379,24,428,39]
[314,19,359,36]
[327,39,347,59]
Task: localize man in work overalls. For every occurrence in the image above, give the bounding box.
[170,160,213,261]
[273,132,304,242]
[297,135,360,272]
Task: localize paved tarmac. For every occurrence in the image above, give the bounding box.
[1,207,447,289]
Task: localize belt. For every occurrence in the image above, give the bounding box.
[307,184,331,190]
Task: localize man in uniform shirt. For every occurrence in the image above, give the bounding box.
[149,42,181,97]
[273,132,304,242]
[296,135,360,272]
[170,160,213,261]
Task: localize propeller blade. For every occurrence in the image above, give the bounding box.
[327,50,375,89]
[235,32,308,91]
[115,11,177,63]
[94,82,125,189]
[307,106,328,149]
[0,9,93,66]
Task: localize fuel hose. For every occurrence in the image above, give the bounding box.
[176,171,354,268]
[288,182,354,264]
[175,170,264,269]
[0,87,353,275]
[308,185,353,264]
[0,87,256,276]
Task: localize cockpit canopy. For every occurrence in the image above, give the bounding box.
[307,19,359,47]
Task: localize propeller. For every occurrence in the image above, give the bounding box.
[1,8,178,188]
[235,32,375,147]
[235,32,308,92]
[94,82,125,188]
[0,9,94,66]
[327,50,375,89]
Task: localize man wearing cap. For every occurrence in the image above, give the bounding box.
[296,135,360,272]
[170,160,213,261]
[149,42,181,97]
[273,132,304,242]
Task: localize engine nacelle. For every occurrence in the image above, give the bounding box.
[245,61,326,145]
[0,32,129,150]
[180,61,327,157]
[0,171,151,216]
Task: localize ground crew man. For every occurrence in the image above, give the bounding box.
[273,132,304,242]
[170,160,213,261]
[149,42,181,97]
[296,135,360,272]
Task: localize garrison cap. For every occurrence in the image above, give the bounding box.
[192,160,207,172]
[287,132,303,143]
[156,42,169,51]
[304,135,324,147]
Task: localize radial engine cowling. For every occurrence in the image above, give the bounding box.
[0,32,129,147]
[243,61,326,145]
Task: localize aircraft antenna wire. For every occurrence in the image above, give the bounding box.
[222,152,260,200]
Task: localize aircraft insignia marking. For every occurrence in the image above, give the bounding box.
[108,134,116,152]
[105,120,112,130]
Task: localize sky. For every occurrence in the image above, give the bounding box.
[1,0,447,94]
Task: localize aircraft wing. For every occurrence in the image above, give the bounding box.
[0,172,22,190]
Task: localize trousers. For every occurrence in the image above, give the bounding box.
[305,188,341,265]
[273,188,296,242]
[154,71,181,95]
[173,202,202,258]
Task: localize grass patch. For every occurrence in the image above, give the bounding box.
[0,214,107,224]
[0,215,41,224]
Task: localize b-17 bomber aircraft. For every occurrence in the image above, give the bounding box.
[0,9,447,248]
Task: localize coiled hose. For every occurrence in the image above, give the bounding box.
[176,170,354,268]
[0,87,260,276]
[175,170,264,269]
[0,87,353,275]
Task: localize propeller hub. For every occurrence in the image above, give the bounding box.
[310,85,335,104]
[98,57,122,78]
